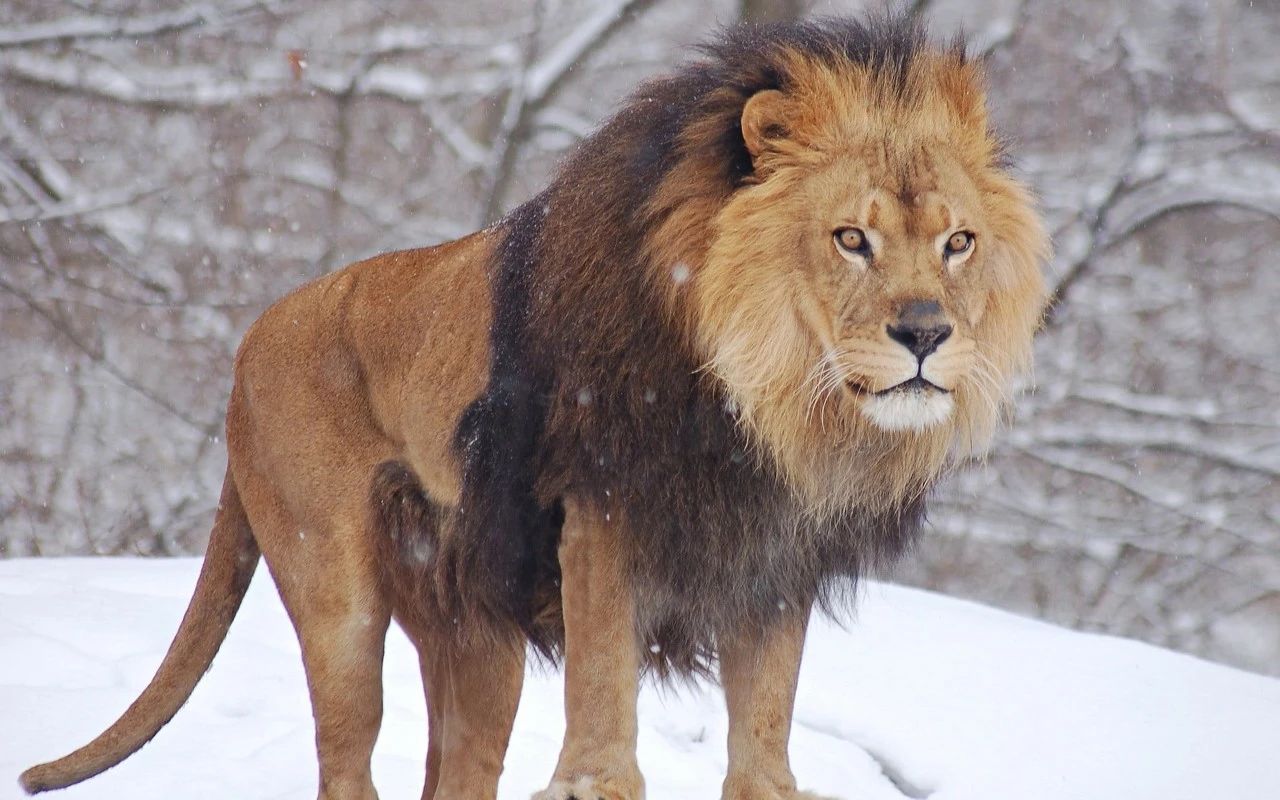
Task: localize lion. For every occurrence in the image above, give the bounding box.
[21,14,1048,800]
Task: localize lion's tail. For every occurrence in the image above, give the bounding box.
[19,468,260,795]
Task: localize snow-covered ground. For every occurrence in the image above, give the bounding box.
[2,558,1278,800]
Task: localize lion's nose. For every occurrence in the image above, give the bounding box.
[887,300,953,360]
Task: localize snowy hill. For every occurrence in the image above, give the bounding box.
[2,559,1278,800]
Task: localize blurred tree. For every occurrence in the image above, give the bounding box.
[740,0,810,23]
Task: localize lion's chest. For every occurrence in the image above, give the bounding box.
[601,437,926,674]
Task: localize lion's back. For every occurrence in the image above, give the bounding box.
[227,231,497,507]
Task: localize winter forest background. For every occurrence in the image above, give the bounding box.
[1,0,1277,677]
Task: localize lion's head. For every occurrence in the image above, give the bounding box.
[643,21,1049,510]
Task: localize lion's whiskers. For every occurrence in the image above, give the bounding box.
[968,351,1004,414]
[812,357,853,430]
[801,355,834,428]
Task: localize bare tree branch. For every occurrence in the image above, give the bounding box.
[0,0,290,47]
[479,0,661,224]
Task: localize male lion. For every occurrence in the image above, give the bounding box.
[22,14,1048,800]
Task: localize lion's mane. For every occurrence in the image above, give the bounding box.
[398,15,1042,676]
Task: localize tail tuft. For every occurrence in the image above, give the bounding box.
[19,765,52,794]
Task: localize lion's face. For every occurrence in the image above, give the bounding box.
[685,58,1048,506]
[785,147,993,433]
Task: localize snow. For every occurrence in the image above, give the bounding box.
[3,558,1278,800]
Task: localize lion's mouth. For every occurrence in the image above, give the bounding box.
[846,375,949,396]
[873,375,949,396]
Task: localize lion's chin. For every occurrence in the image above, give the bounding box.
[860,385,955,432]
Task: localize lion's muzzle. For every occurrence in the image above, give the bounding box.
[858,300,974,431]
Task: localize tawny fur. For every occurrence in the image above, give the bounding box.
[22,15,1048,800]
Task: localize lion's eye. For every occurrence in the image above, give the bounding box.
[834,227,871,259]
[944,231,975,258]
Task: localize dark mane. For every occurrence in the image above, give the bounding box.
[699,13,932,92]
[446,14,939,673]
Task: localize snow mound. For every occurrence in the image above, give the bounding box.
[2,558,1277,800]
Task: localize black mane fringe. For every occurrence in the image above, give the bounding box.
[448,195,565,655]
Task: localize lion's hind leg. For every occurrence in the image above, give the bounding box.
[414,638,524,800]
[236,469,393,800]
[228,390,397,800]
[375,460,525,800]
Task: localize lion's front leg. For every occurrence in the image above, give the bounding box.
[533,499,644,800]
[720,609,830,800]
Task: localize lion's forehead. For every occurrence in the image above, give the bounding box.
[866,189,958,238]
[814,153,977,241]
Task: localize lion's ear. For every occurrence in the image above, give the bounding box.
[740,89,791,163]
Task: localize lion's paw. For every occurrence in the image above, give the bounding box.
[532,775,642,800]
[722,781,840,800]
